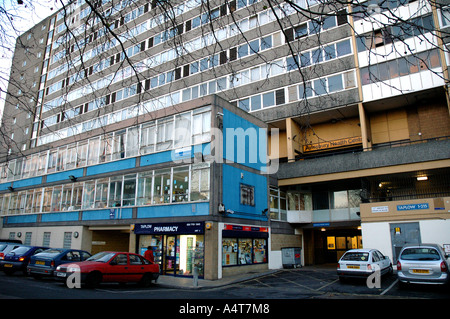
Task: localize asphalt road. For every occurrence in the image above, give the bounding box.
[0,267,448,316]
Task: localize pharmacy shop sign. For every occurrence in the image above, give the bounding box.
[134,222,204,235]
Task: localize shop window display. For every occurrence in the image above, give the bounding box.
[222,237,267,266]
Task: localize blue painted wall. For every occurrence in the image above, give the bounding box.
[86,158,136,176]
[82,208,133,221]
[137,202,209,218]
[46,168,84,183]
[4,214,37,224]
[222,164,268,221]
[222,109,267,172]
[41,211,79,222]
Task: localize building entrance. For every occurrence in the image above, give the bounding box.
[135,222,205,278]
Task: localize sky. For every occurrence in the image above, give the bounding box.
[0,0,63,118]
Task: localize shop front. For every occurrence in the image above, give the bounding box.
[221,224,269,273]
[135,222,205,278]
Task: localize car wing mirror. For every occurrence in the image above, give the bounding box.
[110,260,117,266]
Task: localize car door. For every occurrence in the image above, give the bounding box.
[104,253,130,283]
[374,250,389,272]
[128,254,146,282]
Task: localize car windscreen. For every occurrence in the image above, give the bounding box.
[400,248,441,261]
[9,246,31,255]
[341,252,370,262]
[87,252,116,262]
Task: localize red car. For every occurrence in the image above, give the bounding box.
[54,251,159,288]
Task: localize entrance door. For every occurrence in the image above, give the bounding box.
[390,222,421,263]
[164,236,179,275]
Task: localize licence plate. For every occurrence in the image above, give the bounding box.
[36,261,45,265]
[347,265,360,269]
[56,272,66,277]
[4,264,13,268]
[412,269,430,274]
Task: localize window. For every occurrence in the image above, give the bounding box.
[153,169,171,204]
[137,172,153,206]
[122,174,136,206]
[174,113,191,148]
[262,91,275,107]
[222,237,267,266]
[140,122,156,154]
[108,176,122,207]
[95,178,108,208]
[240,184,255,206]
[126,126,139,157]
[43,232,51,246]
[190,163,210,201]
[328,74,343,92]
[294,24,307,39]
[156,118,174,151]
[82,181,95,209]
[172,166,189,202]
[63,232,72,249]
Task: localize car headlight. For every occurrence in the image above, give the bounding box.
[67,266,80,273]
[56,265,62,271]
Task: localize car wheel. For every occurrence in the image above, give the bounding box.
[139,273,153,288]
[85,271,102,288]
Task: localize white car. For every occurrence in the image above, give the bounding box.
[337,249,393,281]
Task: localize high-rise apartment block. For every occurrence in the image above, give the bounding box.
[0,0,449,279]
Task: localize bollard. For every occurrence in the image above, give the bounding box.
[193,265,198,287]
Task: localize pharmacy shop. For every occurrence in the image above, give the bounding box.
[135,222,205,278]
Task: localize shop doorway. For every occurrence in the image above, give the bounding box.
[139,234,204,278]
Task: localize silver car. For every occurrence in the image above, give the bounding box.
[397,243,450,286]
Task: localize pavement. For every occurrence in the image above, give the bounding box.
[155,268,283,290]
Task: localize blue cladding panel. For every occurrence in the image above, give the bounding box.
[5,215,38,224]
[82,208,133,221]
[12,176,43,188]
[222,109,267,172]
[86,158,136,176]
[222,164,267,221]
[46,168,84,183]
[0,183,12,191]
[137,202,209,218]
[41,212,79,222]
[140,143,211,167]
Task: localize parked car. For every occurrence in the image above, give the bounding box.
[0,243,23,261]
[54,251,160,288]
[27,248,92,278]
[397,243,450,286]
[0,246,49,275]
[337,248,393,281]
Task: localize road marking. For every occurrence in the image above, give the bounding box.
[316,278,339,291]
[380,279,398,296]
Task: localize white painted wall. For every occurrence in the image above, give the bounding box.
[0,226,87,250]
[362,219,450,264]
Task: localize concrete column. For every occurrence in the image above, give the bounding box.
[358,103,372,151]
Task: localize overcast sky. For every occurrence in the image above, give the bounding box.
[0,0,63,118]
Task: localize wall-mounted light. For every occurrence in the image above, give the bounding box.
[417,176,428,181]
[73,231,79,238]
[69,175,77,182]
[321,228,326,232]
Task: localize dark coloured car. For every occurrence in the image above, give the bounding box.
[27,248,92,278]
[54,251,160,288]
[0,246,49,275]
[0,243,23,261]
